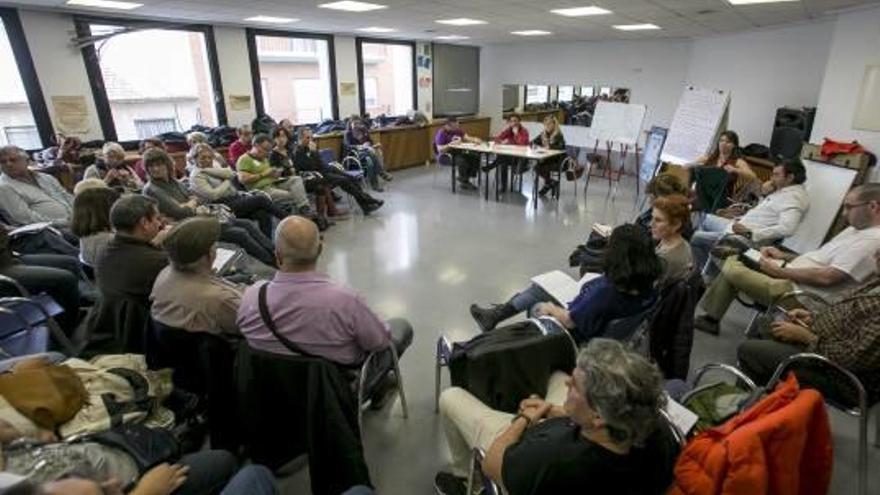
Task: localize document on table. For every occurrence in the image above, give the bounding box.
[664,397,699,435]
[531,270,601,305]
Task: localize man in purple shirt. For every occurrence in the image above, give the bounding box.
[434,117,483,191]
[237,215,413,405]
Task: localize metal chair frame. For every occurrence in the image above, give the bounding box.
[357,343,408,428]
[0,296,77,356]
[467,448,500,495]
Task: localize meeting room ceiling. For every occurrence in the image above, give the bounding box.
[12,0,880,43]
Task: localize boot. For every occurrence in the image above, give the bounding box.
[469,302,517,332]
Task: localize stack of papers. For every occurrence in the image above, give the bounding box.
[530,270,601,305]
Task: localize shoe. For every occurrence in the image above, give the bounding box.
[470,303,516,332]
[565,164,585,181]
[694,315,720,335]
[538,183,553,197]
[371,181,384,192]
[332,191,343,202]
[370,198,384,208]
[459,181,478,191]
[297,205,314,216]
[362,202,382,215]
[369,372,398,410]
[434,472,467,495]
[380,171,393,181]
[328,208,351,220]
[481,162,497,172]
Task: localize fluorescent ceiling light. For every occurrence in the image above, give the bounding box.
[65,0,142,9]
[435,35,471,40]
[511,30,552,36]
[358,26,396,33]
[435,18,487,26]
[550,6,612,16]
[613,23,661,30]
[727,0,798,4]
[318,1,387,12]
[245,15,299,24]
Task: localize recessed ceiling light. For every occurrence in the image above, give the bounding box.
[727,0,798,4]
[319,1,387,12]
[550,6,612,16]
[358,26,396,33]
[65,0,142,10]
[511,30,552,36]
[435,18,488,26]
[613,23,661,30]
[245,15,299,24]
[435,35,471,40]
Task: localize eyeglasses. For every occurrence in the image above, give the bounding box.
[843,201,871,211]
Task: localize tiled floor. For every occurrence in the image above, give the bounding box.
[278,165,878,494]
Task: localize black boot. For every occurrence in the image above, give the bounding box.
[469,302,517,332]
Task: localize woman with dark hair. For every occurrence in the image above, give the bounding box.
[470,224,662,343]
[651,194,693,285]
[690,130,757,214]
[71,186,120,266]
[268,126,342,222]
[696,131,754,177]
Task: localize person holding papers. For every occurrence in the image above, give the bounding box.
[470,224,661,344]
[434,117,483,191]
[484,114,530,188]
[533,115,567,197]
[696,184,880,335]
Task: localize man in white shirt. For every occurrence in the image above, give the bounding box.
[691,158,809,280]
[696,183,880,335]
[0,145,73,226]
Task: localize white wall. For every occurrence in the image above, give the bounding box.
[334,35,360,118]
[19,10,103,141]
[213,26,255,127]
[686,21,833,145]
[811,5,880,156]
[480,39,692,133]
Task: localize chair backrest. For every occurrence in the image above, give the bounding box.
[766,352,876,413]
[603,305,655,342]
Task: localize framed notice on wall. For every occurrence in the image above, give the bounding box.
[853,65,880,132]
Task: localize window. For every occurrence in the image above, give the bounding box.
[525,85,549,105]
[357,39,415,117]
[77,19,225,143]
[134,118,177,139]
[580,86,595,97]
[247,30,336,125]
[0,9,52,149]
[363,78,378,108]
[557,85,574,102]
[600,86,612,97]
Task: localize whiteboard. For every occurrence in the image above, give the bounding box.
[589,101,647,146]
[782,159,858,254]
[661,87,730,165]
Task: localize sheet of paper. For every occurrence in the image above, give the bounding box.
[743,248,783,267]
[661,87,730,165]
[212,247,238,273]
[228,94,251,111]
[52,95,90,134]
[665,397,699,435]
[531,271,601,305]
[591,223,612,237]
[590,101,647,146]
[9,222,53,236]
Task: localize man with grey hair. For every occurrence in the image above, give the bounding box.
[237,216,412,407]
[697,183,880,335]
[0,145,73,225]
[151,217,244,340]
[435,338,678,495]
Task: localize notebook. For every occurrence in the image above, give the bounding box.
[212,247,241,275]
[530,270,601,305]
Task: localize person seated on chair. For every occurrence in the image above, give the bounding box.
[650,194,693,286]
[691,157,809,282]
[344,115,392,191]
[144,148,277,267]
[71,186,119,267]
[0,224,83,333]
[0,145,73,227]
[185,131,227,173]
[235,133,314,217]
[737,249,880,399]
[293,127,383,215]
[132,137,166,182]
[236,216,412,408]
[686,130,758,215]
[434,116,483,191]
[696,183,880,336]
[532,115,566,197]
[470,224,661,343]
[189,143,288,238]
[434,338,679,495]
[269,126,338,224]
[83,142,143,193]
[227,124,253,169]
[150,217,245,342]
[485,113,530,188]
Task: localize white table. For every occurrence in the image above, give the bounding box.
[447,142,566,206]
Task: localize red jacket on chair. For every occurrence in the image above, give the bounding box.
[669,374,832,495]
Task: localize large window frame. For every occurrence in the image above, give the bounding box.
[355,37,417,118]
[0,8,54,150]
[245,28,339,124]
[75,16,227,144]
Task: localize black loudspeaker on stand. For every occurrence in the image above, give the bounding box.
[770,107,815,160]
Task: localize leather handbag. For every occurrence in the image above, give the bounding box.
[83,423,180,474]
[0,362,87,429]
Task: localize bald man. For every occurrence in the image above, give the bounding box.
[236,216,413,407]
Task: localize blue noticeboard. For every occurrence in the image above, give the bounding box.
[640,126,668,184]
